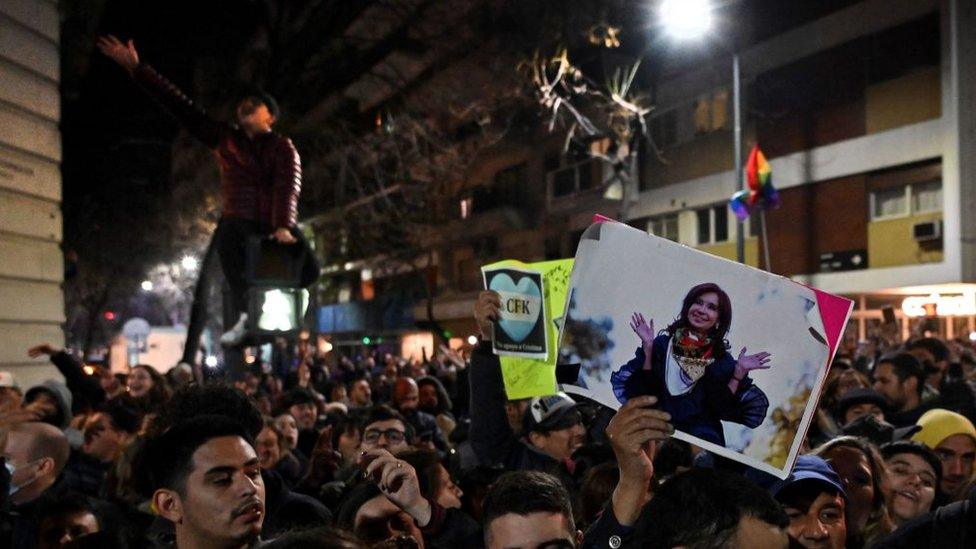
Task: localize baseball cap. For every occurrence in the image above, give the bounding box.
[769,455,847,500]
[0,371,18,390]
[912,408,976,449]
[523,392,581,434]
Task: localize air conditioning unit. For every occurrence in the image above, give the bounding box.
[912,220,942,242]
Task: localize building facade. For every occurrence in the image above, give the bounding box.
[0,0,63,386]
[309,0,976,357]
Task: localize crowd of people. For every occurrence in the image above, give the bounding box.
[1,292,975,548]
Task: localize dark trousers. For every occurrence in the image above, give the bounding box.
[215,217,271,317]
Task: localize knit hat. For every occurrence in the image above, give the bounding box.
[911,408,976,449]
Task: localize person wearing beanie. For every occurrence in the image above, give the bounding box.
[912,408,976,500]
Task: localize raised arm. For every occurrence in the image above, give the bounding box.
[469,291,521,466]
[97,35,223,148]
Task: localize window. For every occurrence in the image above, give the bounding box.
[871,180,942,220]
[696,205,731,245]
[649,214,679,242]
[872,186,908,218]
[912,180,942,213]
[697,209,711,244]
[651,110,678,149]
[693,88,729,136]
[548,159,601,199]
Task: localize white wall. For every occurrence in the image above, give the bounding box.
[0,0,63,388]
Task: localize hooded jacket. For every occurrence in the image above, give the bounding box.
[25,380,73,430]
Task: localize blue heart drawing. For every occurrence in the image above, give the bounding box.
[489,273,543,343]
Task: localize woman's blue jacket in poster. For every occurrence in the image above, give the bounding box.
[610,334,769,447]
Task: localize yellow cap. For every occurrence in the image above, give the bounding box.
[912,408,976,449]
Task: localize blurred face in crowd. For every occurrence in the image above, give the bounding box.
[349,380,372,407]
[834,370,868,400]
[128,367,155,399]
[527,413,586,462]
[0,386,22,414]
[436,464,463,510]
[236,98,275,134]
[908,347,944,389]
[27,391,60,423]
[934,434,976,496]
[4,427,60,505]
[273,414,299,450]
[486,511,579,549]
[843,403,884,426]
[255,427,282,470]
[37,509,100,549]
[872,362,915,411]
[331,384,347,403]
[361,419,409,454]
[821,446,875,536]
[780,487,847,549]
[686,291,720,334]
[82,412,129,463]
[154,436,265,548]
[97,367,119,394]
[883,452,937,526]
[419,384,439,412]
[394,378,420,413]
[505,399,530,436]
[289,401,317,430]
[337,424,362,465]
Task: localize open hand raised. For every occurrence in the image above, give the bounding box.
[630,312,655,352]
[96,35,139,72]
[734,347,772,378]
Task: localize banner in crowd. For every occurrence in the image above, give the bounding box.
[482,259,574,399]
[556,221,853,478]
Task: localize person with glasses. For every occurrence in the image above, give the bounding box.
[361,405,413,456]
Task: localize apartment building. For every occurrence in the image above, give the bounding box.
[312,0,976,356]
[628,0,976,342]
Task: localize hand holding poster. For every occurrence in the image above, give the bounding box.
[482,265,548,360]
[558,221,853,478]
[482,259,573,399]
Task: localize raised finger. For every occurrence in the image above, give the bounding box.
[620,395,657,411]
[381,462,410,491]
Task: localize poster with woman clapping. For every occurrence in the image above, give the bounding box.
[557,221,853,478]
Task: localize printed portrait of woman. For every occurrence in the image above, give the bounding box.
[610,282,772,447]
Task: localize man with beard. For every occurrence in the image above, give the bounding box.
[873,353,930,428]
[145,415,266,548]
[912,409,976,502]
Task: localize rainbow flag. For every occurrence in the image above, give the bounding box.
[730,144,779,221]
[746,144,779,208]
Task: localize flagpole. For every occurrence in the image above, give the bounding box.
[760,209,771,271]
[733,53,744,264]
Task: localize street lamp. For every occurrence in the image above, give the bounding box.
[660,0,712,39]
[659,0,746,263]
[141,280,154,292]
[181,255,199,271]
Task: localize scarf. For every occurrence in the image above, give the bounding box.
[671,328,715,383]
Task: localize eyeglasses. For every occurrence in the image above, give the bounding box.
[363,428,406,444]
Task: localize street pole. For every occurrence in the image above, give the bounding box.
[733,53,744,263]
